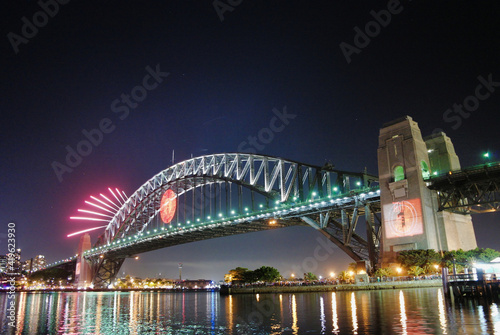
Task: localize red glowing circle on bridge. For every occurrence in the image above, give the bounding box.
[160,189,177,224]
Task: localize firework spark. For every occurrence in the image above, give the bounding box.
[67,226,107,237]
[68,188,128,237]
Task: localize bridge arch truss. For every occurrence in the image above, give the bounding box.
[84,153,379,288]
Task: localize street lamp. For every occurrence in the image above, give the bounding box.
[396,267,402,275]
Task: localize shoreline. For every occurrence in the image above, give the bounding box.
[221,279,443,295]
[1,280,443,294]
[1,288,218,293]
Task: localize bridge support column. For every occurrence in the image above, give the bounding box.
[377,116,477,268]
[425,132,477,251]
[75,233,92,288]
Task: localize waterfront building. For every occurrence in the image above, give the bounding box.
[22,255,47,273]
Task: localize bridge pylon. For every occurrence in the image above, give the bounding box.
[377,116,477,267]
[75,233,92,288]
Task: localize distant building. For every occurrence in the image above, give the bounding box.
[0,249,22,276]
[22,255,47,273]
[176,279,217,290]
[12,249,22,276]
[0,255,7,274]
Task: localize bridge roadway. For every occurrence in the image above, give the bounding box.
[83,187,381,259]
[42,187,382,283]
[427,162,500,213]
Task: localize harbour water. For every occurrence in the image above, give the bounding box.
[1,287,499,334]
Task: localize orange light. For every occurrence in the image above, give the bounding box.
[160,189,177,224]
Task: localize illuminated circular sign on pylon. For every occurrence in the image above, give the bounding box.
[160,189,177,223]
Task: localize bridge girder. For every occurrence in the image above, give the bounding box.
[300,196,382,268]
[91,257,125,289]
[428,163,500,213]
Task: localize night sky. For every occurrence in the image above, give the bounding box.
[2,1,500,281]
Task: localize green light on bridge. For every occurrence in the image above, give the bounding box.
[483,152,490,158]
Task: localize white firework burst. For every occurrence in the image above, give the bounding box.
[68,188,128,237]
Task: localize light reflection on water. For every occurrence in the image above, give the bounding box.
[350,292,358,334]
[332,292,339,334]
[0,287,499,334]
[399,290,407,335]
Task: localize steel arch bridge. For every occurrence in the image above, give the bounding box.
[51,154,382,288]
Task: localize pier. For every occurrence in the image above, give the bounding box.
[443,268,500,300]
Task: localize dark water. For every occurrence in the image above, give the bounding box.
[1,287,499,334]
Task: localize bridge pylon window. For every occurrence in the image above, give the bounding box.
[394,165,405,182]
[421,161,430,180]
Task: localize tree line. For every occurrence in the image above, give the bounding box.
[375,247,500,277]
[224,266,281,283]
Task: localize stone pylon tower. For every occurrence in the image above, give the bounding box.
[377,116,477,265]
[75,233,92,288]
